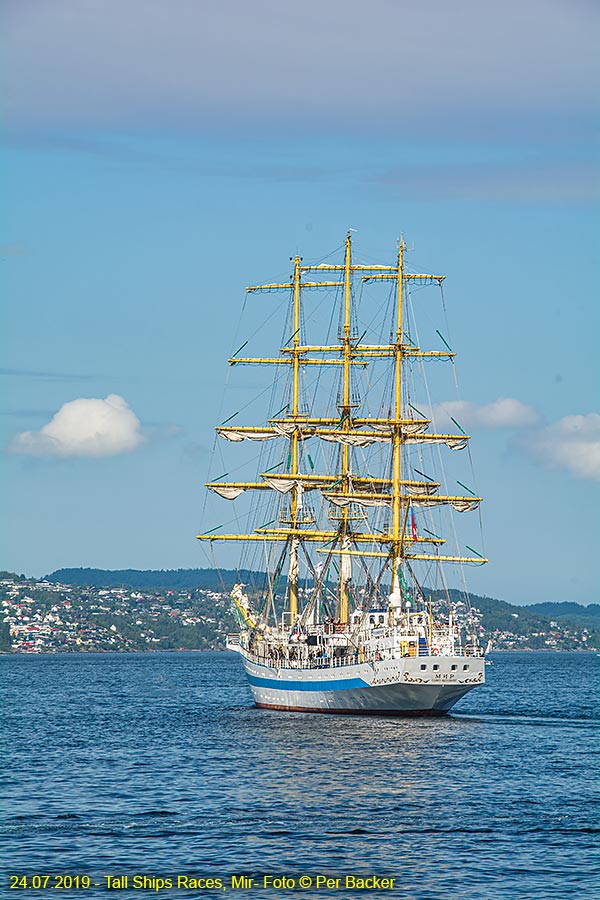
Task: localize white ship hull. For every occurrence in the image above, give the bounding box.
[238,648,484,716]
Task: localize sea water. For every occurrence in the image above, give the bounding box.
[1,651,598,900]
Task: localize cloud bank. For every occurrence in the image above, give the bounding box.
[431,398,541,429]
[3,1,594,206]
[10,394,144,458]
[525,414,600,481]
[2,0,596,136]
[425,398,599,481]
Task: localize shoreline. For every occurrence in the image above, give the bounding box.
[1,647,598,657]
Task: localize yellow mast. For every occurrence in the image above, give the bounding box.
[288,255,301,622]
[338,233,353,623]
[391,238,405,594]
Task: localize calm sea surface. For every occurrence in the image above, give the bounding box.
[1,651,598,900]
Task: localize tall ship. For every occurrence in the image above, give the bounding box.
[198,233,488,715]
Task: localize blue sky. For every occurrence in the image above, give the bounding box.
[2,0,598,604]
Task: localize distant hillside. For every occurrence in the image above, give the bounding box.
[438,590,599,632]
[1,568,594,652]
[45,568,598,631]
[0,571,27,582]
[46,567,261,591]
[525,602,600,626]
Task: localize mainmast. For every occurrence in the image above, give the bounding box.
[338,233,353,623]
[391,238,405,594]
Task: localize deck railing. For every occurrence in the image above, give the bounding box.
[227,632,483,669]
[240,644,482,670]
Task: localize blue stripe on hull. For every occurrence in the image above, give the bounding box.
[246,672,369,692]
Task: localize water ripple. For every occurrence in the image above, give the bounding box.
[1,650,598,900]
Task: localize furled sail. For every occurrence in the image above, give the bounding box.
[263,474,320,491]
[445,438,469,451]
[402,435,469,450]
[411,496,481,511]
[289,537,300,582]
[323,491,479,512]
[217,429,277,442]
[264,477,297,494]
[404,482,438,496]
[319,432,391,447]
[449,498,480,512]
[322,492,391,509]
[402,421,429,435]
[217,425,311,442]
[272,422,297,437]
[319,431,467,449]
[208,485,246,500]
[340,534,352,581]
[370,421,429,435]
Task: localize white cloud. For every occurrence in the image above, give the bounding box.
[525,414,600,481]
[431,398,540,430]
[10,394,144,458]
[420,398,600,481]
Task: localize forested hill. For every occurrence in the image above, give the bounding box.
[436,590,598,631]
[46,567,259,591]
[525,602,600,625]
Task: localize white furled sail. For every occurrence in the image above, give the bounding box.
[216,429,277,442]
[319,432,391,447]
[264,477,297,494]
[208,485,246,500]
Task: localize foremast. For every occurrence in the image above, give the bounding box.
[198,234,487,629]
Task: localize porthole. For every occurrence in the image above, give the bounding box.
[433,664,439,671]
[463,664,470,671]
[420,664,427,671]
[451,664,457,671]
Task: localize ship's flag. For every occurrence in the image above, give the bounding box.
[411,509,418,540]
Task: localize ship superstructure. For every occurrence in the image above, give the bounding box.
[198,234,488,715]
